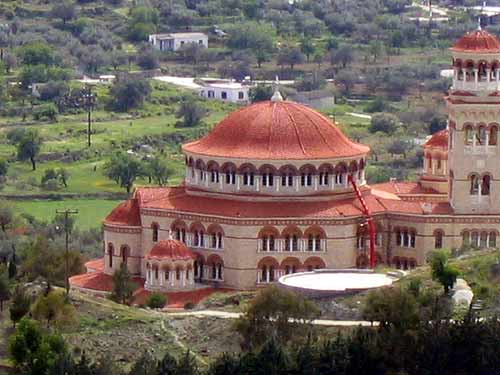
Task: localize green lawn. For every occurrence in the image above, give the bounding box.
[14,199,123,230]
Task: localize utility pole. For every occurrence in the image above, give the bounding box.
[82,84,96,147]
[56,209,79,296]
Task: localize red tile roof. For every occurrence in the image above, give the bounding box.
[147,239,196,261]
[451,29,500,53]
[85,259,105,273]
[370,181,441,196]
[137,186,388,218]
[424,129,448,149]
[103,183,456,225]
[377,198,452,215]
[104,198,141,226]
[182,100,370,160]
[69,272,143,292]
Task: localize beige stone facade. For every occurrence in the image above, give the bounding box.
[100,29,500,291]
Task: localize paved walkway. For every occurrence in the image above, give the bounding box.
[166,310,378,327]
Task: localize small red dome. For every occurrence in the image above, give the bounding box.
[183,100,369,160]
[146,240,195,261]
[424,129,448,148]
[451,29,500,53]
[104,198,141,226]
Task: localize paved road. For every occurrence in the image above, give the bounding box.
[166,310,378,327]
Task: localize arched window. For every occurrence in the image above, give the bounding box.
[489,126,498,145]
[489,232,497,247]
[108,243,114,268]
[470,174,480,195]
[222,163,237,185]
[434,230,443,249]
[319,172,329,186]
[243,171,255,186]
[176,268,181,280]
[409,230,416,248]
[279,166,296,187]
[480,232,488,248]
[462,231,470,246]
[260,166,276,187]
[211,169,219,183]
[226,170,236,184]
[464,125,474,145]
[301,173,313,186]
[282,173,294,187]
[174,228,186,243]
[269,266,275,282]
[120,245,129,265]
[151,223,159,242]
[307,235,321,251]
[482,175,491,195]
[478,126,487,145]
[154,266,159,280]
[395,229,402,246]
[471,231,480,247]
[262,235,275,251]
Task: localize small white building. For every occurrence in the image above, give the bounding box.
[198,79,251,104]
[148,32,208,52]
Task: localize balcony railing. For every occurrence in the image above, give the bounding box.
[257,239,327,253]
[453,80,500,92]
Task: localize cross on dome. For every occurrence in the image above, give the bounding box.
[271,75,284,102]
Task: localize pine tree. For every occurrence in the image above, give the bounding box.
[157,352,178,375]
[206,352,240,375]
[128,351,156,375]
[0,270,9,312]
[9,286,31,327]
[175,350,199,375]
[292,337,318,375]
[8,254,17,279]
[255,339,289,375]
[110,263,136,305]
[74,352,93,375]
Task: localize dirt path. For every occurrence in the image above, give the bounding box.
[166,310,378,327]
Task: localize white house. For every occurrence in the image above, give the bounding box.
[148,32,208,52]
[198,79,251,103]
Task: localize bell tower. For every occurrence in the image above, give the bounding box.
[448,27,500,214]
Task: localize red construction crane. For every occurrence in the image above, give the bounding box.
[348,174,376,268]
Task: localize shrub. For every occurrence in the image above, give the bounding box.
[147,292,167,309]
[184,301,195,310]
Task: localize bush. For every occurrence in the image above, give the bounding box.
[42,178,60,191]
[33,104,58,122]
[184,301,195,310]
[147,292,167,309]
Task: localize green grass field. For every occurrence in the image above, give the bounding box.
[13,199,122,230]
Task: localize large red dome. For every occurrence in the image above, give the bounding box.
[182,100,369,160]
[451,29,500,53]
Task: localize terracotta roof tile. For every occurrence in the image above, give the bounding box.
[85,259,105,273]
[69,272,143,292]
[104,198,141,226]
[137,186,387,218]
[182,100,370,160]
[451,29,500,53]
[371,181,441,196]
[424,129,448,149]
[147,239,196,261]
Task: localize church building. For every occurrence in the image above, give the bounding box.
[72,28,500,293]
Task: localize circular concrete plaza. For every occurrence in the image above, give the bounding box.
[279,269,398,296]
